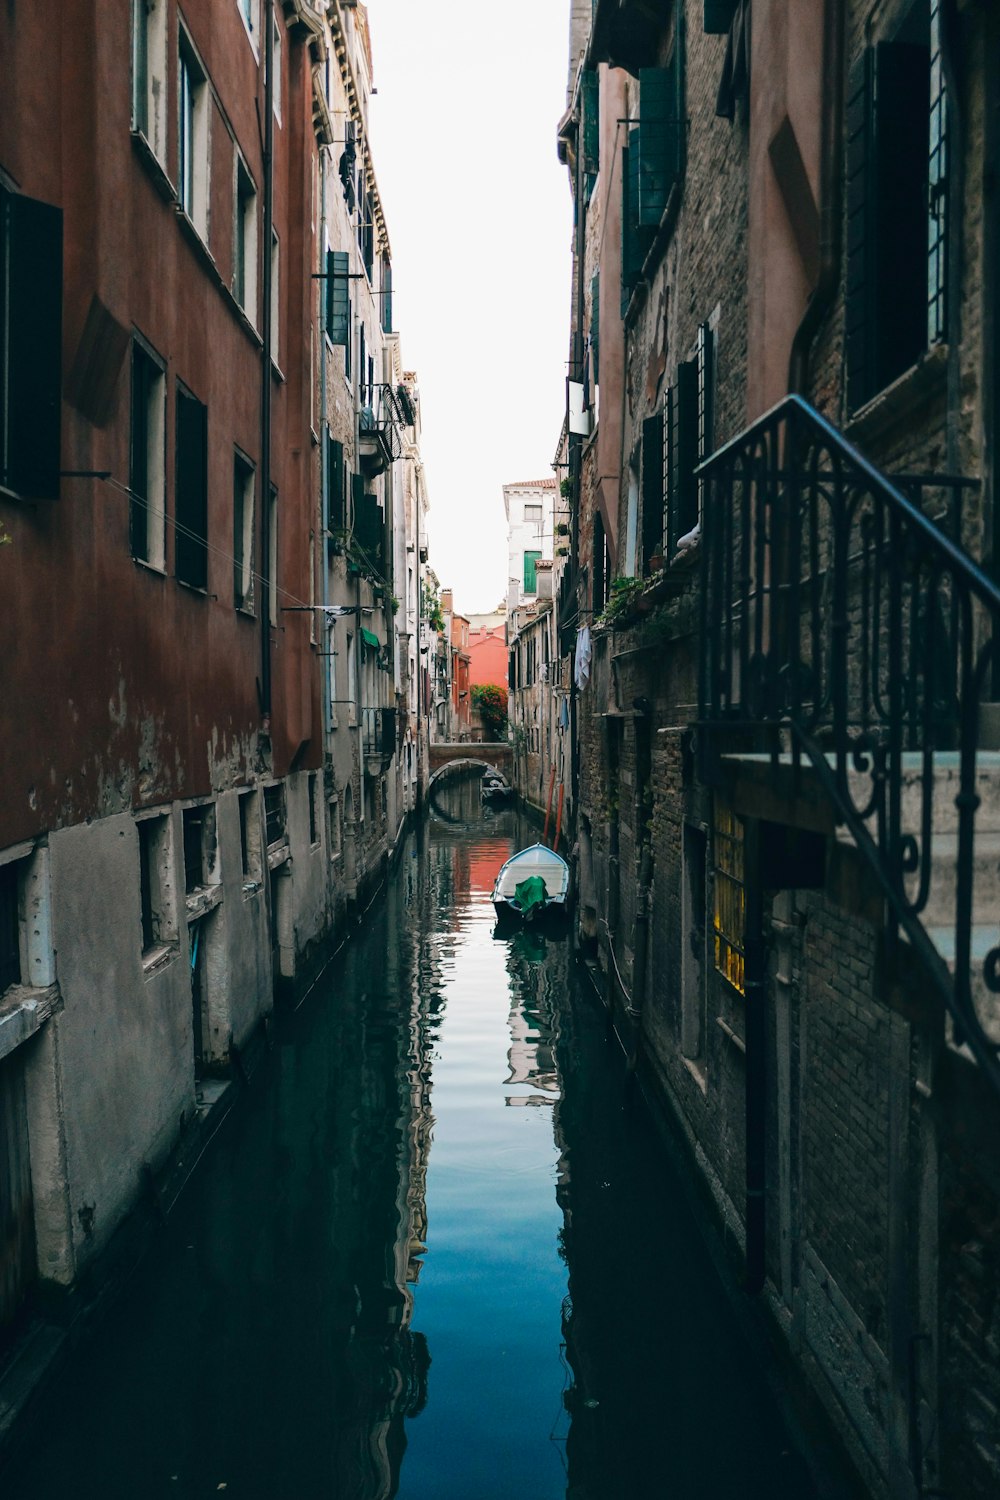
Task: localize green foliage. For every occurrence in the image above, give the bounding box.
[471,683,509,740]
[559,478,572,499]
[596,576,644,626]
[421,578,444,633]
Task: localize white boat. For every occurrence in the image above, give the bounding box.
[491,843,570,923]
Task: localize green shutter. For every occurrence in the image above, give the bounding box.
[0,188,63,498]
[844,50,875,413]
[704,1,738,33]
[642,411,665,571]
[590,271,600,385]
[326,249,349,344]
[326,436,344,532]
[621,130,648,315]
[638,68,674,226]
[581,69,599,177]
[524,550,541,594]
[353,483,384,571]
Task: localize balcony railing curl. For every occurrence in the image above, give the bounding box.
[698,394,1000,1091]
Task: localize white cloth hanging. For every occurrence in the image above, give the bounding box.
[574,625,592,690]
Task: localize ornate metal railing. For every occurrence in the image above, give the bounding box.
[359,384,404,466]
[698,394,1000,1088]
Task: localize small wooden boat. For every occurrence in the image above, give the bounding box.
[492,843,570,923]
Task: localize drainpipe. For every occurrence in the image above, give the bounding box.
[787,0,845,395]
[625,842,653,1072]
[319,144,331,745]
[743,819,767,1295]
[260,2,275,719]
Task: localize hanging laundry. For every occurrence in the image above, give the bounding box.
[574,625,592,690]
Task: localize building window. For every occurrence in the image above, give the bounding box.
[0,860,20,995]
[175,385,209,590]
[182,810,212,888]
[263,784,285,847]
[523,550,541,594]
[682,825,708,1064]
[524,503,543,524]
[271,9,282,121]
[137,813,174,956]
[267,484,278,625]
[308,773,319,847]
[238,789,260,880]
[130,338,166,569]
[270,230,280,366]
[713,800,745,995]
[238,0,258,46]
[593,513,608,615]
[328,797,341,860]
[179,30,210,238]
[0,186,63,500]
[845,1,946,412]
[234,157,257,320]
[132,0,169,160]
[233,451,255,612]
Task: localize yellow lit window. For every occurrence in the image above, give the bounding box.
[713,800,745,994]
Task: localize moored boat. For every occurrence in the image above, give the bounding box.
[491,843,570,924]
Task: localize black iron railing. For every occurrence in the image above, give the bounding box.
[698,394,1000,1088]
[361,705,395,757]
[359,384,403,466]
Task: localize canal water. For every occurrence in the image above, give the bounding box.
[6,772,821,1499]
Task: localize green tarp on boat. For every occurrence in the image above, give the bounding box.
[514,875,547,916]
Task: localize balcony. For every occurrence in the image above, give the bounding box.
[358,384,404,478]
[361,705,396,776]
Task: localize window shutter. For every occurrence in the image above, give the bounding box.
[873,40,931,391]
[621,129,647,315]
[638,68,673,226]
[0,188,63,498]
[353,481,383,570]
[175,392,208,589]
[590,271,600,386]
[845,49,875,413]
[524,550,540,594]
[927,2,947,346]
[704,1,739,32]
[381,257,392,335]
[669,361,698,548]
[326,435,345,532]
[642,410,665,570]
[581,69,599,177]
[326,249,349,344]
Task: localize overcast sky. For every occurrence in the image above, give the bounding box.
[367,1,573,617]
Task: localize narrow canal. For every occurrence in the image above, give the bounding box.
[6,773,824,1499]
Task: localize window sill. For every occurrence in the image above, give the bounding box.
[221,282,262,347]
[715,1014,746,1054]
[176,577,211,599]
[845,344,948,448]
[176,205,218,277]
[682,1055,709,1095]
[141,942,179,980]
[0,983,61,1063]
[267,841,291,871]
[186,884,223,922]
[236,603,257,620]
[133,555,167,579]
[271,358,286,384]
[131,130,176,205]
[242,878,263,900]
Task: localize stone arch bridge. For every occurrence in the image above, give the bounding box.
[428,742,512,787]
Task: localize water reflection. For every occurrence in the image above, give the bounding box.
[5,771,817,1500]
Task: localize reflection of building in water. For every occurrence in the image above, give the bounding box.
[504,933,566,1102]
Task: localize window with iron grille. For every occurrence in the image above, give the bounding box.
[264,784,285,847]
[713,800,745,994]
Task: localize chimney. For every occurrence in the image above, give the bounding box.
[535,558,554,601]
[440,588,453,613]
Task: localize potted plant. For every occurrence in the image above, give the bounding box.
[559,478,572,499]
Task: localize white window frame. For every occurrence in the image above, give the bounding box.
[270,229,280,367]
[179,28,211,241]
[233,155,258,322]
[233,449,256,614]
[131,335,167,572]
[132,0,169,167]
[237,0,259,53]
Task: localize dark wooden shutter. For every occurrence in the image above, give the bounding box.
[590,271,600,385]
[0,187,62,498]
[873,41,930,390]
[381,257,392,334]
[354,486,384,571]
[581,69,599,177]
[638,68,673,226]
[704,1,739,32]
[844,49,875,413]
[621,129,647,315]
[927,3,947,346]
[326,249,349,344]
[670,361,698,546]
[175,390,208,589]
[642,410,665,571]
[327,437,344,531]
[130,345,150,561]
